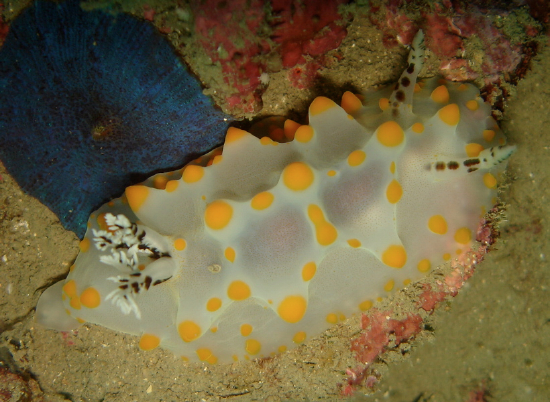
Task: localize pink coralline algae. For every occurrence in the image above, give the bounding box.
[190,0,350,113]
[368,0,541,83]
[342,310,423,396]
[350,310,423,366]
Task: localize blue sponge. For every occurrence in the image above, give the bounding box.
[0,0,232,238]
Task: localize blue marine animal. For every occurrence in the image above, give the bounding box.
[0,0,232,238]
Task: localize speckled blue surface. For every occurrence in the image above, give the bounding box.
[0,0,232,238]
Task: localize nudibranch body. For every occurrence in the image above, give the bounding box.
[37,31,515,364]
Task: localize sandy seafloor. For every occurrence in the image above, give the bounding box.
[0,1,549,401]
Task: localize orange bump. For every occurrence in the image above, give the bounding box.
[240,323,253,337]
[153,174,168,189]
[251,191,274,210]
[174,238,186,251]
[126,185,149,212]
[301,261,316,281]
[411,122,424,133]
[206,297,222,312]
[204,200,233,230]
[80,287,100,308]
[284,119,300,141]
[96,213,109,230]
[379,97,390,111]
[245,339,261,355]
[307,204,337,246]
[227,280,251,301]
[438,104,460,126]
[347,150,366,167]
[454,227,472,245]
[295,125,314,143]
[465,143,484,157]
[260,136,277,146]
[165,180,179,192]
[62,280,78,298]
[278,295,307,323]
[292,331,306,343]
[347,239,361,248]
[283,162,314,191]
[182,165,204,183]
[483,129,496,142]
[384,279,395,292]
[386,179,402,204]
[196,348,217,364]
[139,334,160,351]
[309,96,337,116]
[466,99,479,111]
[79,238,90,252]
[225,127,248,143]
[382,245,407,268]
[359,300,373,311]
[377,121,404,147]
[225,247,236,262]
[341,91,363,114]
[428,215,448,235]
[178,320,201,342]
[326,313,338,324]
[483,172,497,189]
[431,85,450,103]
[69,296,81,310]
